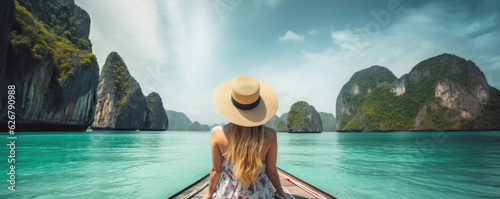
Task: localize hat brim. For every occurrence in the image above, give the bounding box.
[213,78,278,127]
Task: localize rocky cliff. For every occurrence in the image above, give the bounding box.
[335,66,397,131]
[166,110,192,131]
[336,53,500,131]
[0,0,98,131]
[91,52,147,130]
[319,112,336,132]
[287,101,322,133]
[143,92,168,130]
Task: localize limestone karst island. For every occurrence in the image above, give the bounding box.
[336,54,500,132]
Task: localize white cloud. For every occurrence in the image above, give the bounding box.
[329,29,371,52]
[307,29,318,35]
[76,0,225,125]
[75,0,166,71]
[304,1,500,79]
[278,30,305,43]
[155,0,224,125]
[164,0,220,84]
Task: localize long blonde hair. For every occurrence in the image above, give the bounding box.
[224,123,265,186]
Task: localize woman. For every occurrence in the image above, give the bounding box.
[204,76,290,199]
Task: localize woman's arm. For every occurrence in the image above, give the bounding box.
[265,129,287,198]
[204,127,223,199]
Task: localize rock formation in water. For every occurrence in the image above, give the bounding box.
[336,53,500,131]
[202,124,210,131]
[264,113,288,132]
[188,121,210,131]
[264,115,279,129]
[319,112,336,132]
[166,110,193,131]
[287,101,323,133]
[143,92,168,130]
[91,52,168,131]
[335,65,397,131]
[0,0,98,131]
[268,110,334,132]
[91,52,146,130]
[166,110,212,131]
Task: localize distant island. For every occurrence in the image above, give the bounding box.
[286,101,323,133]
[166,110,211,131]
[319,112,336,132]
[264,113,288,132]
[168,106,335,133]
[336,53,500,132]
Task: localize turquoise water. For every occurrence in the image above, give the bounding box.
[1,131,500,198]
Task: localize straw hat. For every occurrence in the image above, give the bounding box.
[213,76,279,127]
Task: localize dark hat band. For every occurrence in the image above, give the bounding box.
[231,95,261,110]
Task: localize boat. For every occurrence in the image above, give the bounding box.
[167,167,338,199]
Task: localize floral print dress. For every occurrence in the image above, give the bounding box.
[212,158,280,199]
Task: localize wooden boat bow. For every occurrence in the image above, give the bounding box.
[167,168,338,199]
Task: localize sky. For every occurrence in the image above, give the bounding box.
[74,0,500,125]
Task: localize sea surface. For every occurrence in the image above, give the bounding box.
[1,131,500,199]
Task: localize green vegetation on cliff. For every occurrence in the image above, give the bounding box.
[43,0,92,51]
[409,54,472,92]
[11,1,95,83]
[419,105,455,129]
[339,54,500,131]
[400,54,473,113]
[144,93,157,127]
[462,88,500,130]
[286,101,322,132]
[143,92,168,130]
[337,66,397,129]
[287,101,308,130]
[344,86,449,130]
[103,55,131,106]
[146,96,156,113]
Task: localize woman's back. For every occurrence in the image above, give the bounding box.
[206,75,288,199]
[214,125,274,161]
[212,157,277,198]
[210,124,279,198]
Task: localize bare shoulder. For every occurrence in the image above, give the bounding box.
[211,125,223,134]
[210,126,224,142]
[263,126,277,141]
[211,125,223,137]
